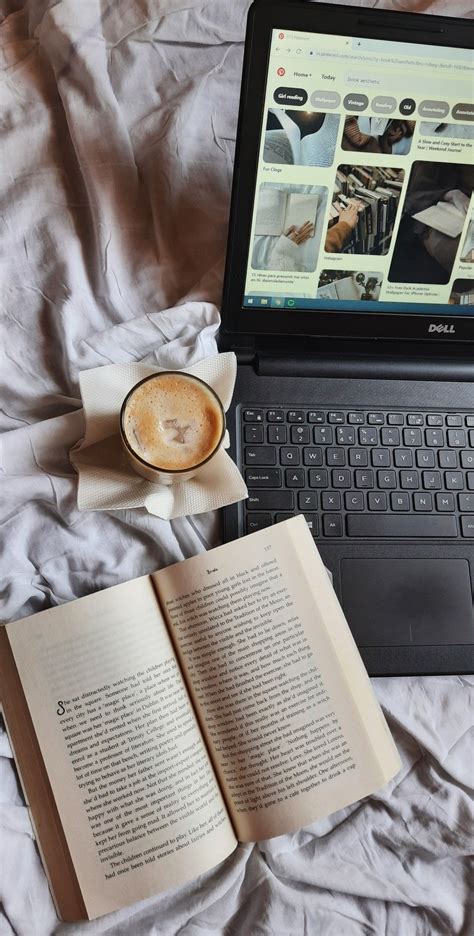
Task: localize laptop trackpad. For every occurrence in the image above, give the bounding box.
[341,558,473,646]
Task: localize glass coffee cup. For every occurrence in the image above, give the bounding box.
[119,371,226,485]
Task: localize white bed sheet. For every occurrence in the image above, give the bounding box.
[0,1,473,934]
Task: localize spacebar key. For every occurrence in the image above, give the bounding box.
[346,515,457,537]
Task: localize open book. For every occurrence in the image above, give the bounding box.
[255,189,319,237]
[412,201,466,238]
[0,517,400,921]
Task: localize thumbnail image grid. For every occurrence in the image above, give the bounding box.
[263,108,340,167]
[317,269,383,302]
[252,183,327,272]
[389,161,473,284]
[326,165,404,256]
[342,116,415,155]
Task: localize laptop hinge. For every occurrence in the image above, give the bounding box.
[257,349,474,382]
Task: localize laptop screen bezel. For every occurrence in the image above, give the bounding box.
[220,0,474,344]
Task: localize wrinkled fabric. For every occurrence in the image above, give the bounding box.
[0,1,473,934]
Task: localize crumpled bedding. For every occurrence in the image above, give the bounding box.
[0,1,472,934]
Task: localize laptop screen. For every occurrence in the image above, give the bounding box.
[242,29,474,317]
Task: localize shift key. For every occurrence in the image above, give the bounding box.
[245,469,281,487]
[247,490,294,510]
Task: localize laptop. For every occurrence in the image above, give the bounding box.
[219,0,474,676]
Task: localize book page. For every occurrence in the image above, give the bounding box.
[284,193,318,237]
[153,518,401,843]
[5,578,236,920]
[412,202,465,237]
[254,188,287,236]
[263,129,295,165]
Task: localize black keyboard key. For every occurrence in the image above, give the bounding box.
[337,426,355,445]
[461,516,474,537]
[247,490,293,511]
[427,414,443,426]
[348,412,364,424]
[414,492,433,511]
[245,469,281,487]
[359,427,378,445]
[245,425,264,444]
[407,414,424,426]
[323,515,343,537]
[447,429,466,448]
[445,472,463,490]
[346,515,457,538]
[439,450,457,469]
[332,469,351,488]
[345,491,364,510]
[291,425,310,444]
[461,451,474,469]
[459,493,474,512]
[314,426,333,445]
[303,448,323,466]
[368,492,387,511]
[299,491,318,510]
[245,446,277,466]
[367,413,384,425]
[378,470,397,489]
[416,450,435,468]
[328,411,344,424]
[355,469,374,488]
[246,514,272,532]
[425,428,444,447]
[400,470,419,489]
[286,468,305,487]
[388,413,404,425]
[268,425,287,444]
[350,448,368,467]
[244,409,263,422]
[391,492,410,511]
[288,410,304,423]
[309,469,328,487]
[404,427,423,446]
[381,427,400,446]
[371,449,390,467]
[280,447,300,466]
[275,513,294,524]
[308,411,325,423]
[267,410,284,423]
[446,414,462,427]
[326,448,346,466]
[322,491,341,510]
[394,449,413,468]
[422,471,441,490]
[436,493,455,512]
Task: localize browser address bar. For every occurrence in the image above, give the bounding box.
[306,49,473,73]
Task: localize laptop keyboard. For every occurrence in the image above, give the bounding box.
[240,407,474,539]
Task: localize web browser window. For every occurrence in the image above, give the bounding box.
[243,29,474,316]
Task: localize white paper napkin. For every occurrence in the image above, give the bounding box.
[70,353,248,519]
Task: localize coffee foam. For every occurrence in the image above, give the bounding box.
[123,373,223,470]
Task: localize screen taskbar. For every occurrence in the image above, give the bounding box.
[243,295,474,316]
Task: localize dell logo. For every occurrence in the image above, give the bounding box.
[428,323,455,334]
